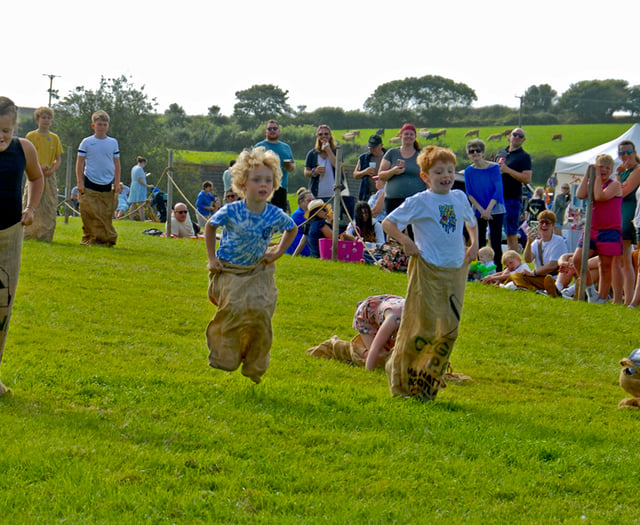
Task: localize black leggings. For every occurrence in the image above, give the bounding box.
[478,213,504,271]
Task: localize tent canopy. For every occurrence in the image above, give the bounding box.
[553,123,640,180]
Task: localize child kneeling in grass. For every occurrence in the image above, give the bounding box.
[382,145,477,400]
[205,147,297,383]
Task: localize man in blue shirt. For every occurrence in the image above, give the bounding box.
[254,119,295,213]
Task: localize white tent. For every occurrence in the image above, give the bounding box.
[553,123,640,185]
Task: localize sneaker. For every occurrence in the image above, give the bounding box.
[595,297,609,305]
[501,282,518,291]
[586,284,599,303]
[544,275,558,298]
[561,284,576,299]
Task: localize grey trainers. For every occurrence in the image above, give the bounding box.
[586,284,599,303]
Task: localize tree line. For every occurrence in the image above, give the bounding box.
[16,74,640,196]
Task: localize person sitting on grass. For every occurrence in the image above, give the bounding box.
[292,199,332,258]
[482,249,531,287]
[507,209,568,293]
[468,246,497,281]
[165,202,195,238]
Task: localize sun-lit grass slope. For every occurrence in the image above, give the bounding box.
[0,218,638,523]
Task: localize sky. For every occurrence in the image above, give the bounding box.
[5,0,640,119]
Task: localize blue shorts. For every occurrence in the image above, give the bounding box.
[578,228,622,257]
[504,198,522,236]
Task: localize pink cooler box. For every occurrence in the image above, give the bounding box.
[318,238,364,263]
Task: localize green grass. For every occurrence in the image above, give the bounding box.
[2,218,639,523]
[336,124,633,159]
[173,122,634,167]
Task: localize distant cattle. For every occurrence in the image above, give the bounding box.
[388,136,401,144]
[418,129,431,138]
[465,129,480,138]
[420,129,447,141]
[552,134,562,141]
[375,128,385,136]
[487,133,503,141]
[502,128,513,137]
[342,132,356,142]
[348,130,361,137]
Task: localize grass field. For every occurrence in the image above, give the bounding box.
[1,218,639,523]
[174,123,635,166]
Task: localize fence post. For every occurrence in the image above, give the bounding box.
[331,146,343,261]
[64,147,73,224]
[167,150,174,237]
[577,165,595,301]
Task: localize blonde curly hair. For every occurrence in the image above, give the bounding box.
[231,147,282,199]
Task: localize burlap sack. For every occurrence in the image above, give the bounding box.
[619,358,640,408]
[24,175,57,242]
[206,262,277,384]
[0,223,23,367]
[305,334,388,368]
[385,255,467,401]
[78,189,118,246]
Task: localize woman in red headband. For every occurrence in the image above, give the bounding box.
[377,123,425,218]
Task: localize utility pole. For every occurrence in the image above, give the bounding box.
[43,73,60,106]
[515,94,523,128]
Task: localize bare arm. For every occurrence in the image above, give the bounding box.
[264,228,298,264]
[594,178,621,201]
[20,138,44,225]
[205,222,222,272]
[76,156,86,193]
[44,153,62,177]
[465,223,478,263]
[113,158,121,194]
[377,158,404,182]
[621,165,640,197]
[364,314,398,371]
[371,190,385,217]
[382,218,419,256]
[501,163,532,184]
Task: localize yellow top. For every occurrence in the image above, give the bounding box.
[25,129,63,167]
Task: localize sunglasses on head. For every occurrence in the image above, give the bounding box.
[467,148,483,154]
[512,132,525,138]
[619,149,635,156]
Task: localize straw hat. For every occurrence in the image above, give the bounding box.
[305,199,331,219]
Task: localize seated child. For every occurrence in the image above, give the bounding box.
[352,295,405,370]
[468,246,497,281]
[293,199,332,257]
[204,147,298,383]
[482,249,531,287]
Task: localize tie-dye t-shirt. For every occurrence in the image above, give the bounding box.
[209,200,295,265]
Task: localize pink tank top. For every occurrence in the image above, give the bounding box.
[591,179,622,231]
